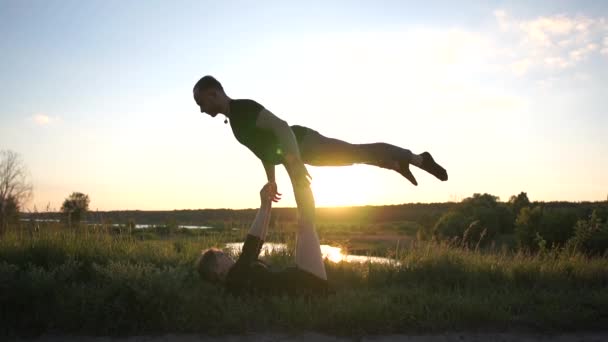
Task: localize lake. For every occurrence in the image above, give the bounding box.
[224,242,400,265]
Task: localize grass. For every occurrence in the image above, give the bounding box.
[1,222,608,337]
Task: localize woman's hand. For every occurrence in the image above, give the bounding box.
[260,182,282,203]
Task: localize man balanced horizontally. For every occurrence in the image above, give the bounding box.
[193,75,448,286]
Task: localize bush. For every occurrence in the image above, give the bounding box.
[61,192,90,226]
[515,206,578,251]
[566,210,608,256]
[538,208,578,245]
[432,194,514,245]
[460,194,514,237]
[433,211,468,240]
[0,195,19,228]
[515,206,543,250]
[509,192,530,219]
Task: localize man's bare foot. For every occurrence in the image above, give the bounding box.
[396,160,418,186]
[419,152,448,181]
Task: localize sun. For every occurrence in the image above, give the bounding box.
[309,165,385,207]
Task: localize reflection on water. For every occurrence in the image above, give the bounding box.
[225,242,399,265]
[90,223,214,229]
[21,219,214,229]
[225,242,288,256]
[20,218,60,223]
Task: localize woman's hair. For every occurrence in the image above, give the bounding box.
[196,247,222,283]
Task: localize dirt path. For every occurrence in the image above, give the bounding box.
[10,332,608,342]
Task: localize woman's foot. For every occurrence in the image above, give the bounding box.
[419,152,448,181]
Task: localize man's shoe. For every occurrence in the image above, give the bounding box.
[419,152,448,181]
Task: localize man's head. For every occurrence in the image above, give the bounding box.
[196,247,235,284]
[193,75,228,117]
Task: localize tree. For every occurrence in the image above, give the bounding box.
[567,210,608,256]
[0,195,19,230]
[61,192,90,226]
[460,193,513,237]
[515,206,543,250]
[0,150,33,234]
[509,192,530,217]
[433,210,468,240]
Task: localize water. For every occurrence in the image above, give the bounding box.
[20,218,60,223]
[225,242,400,265]
[128,224,214,229]
[112,224,214,229]
[20,219,214,229]
[176,225,214,230]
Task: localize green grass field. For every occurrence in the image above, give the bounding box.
[1,222,607,337]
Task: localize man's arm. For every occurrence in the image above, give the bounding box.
[255,109,310,186]
[262,161,282,203]
[255,109,301,164]
[262,161,275,183]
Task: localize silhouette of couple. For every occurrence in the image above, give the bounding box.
[194,75,447,296]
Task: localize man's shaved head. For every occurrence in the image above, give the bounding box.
[193,75,230,117]
[193,75,224,92]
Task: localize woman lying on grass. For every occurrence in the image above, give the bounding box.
[196,183,332,297]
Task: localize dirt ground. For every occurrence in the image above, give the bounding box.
[9,332,608,342]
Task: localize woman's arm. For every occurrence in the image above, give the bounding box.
[247,183,274,240]
[238,184,274,263]
[247,198,271,241]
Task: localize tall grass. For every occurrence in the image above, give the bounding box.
[1,223,607,337]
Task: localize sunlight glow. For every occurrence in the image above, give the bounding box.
[320,245,345,263]
[309,166,385,207]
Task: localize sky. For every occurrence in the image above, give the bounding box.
[1,0,607,211]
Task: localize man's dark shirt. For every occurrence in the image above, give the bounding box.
[228,99,309,165]
[223,234,330,297]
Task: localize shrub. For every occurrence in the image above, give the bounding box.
[433,194,514,245]
[433,211,468,240]
[515,206,543,250]
[566,210,608,256]
[515,206,578,251]
[460,194,514,237]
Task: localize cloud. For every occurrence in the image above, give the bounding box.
[30,113,60,125]
[602,37,608,56]
[494,10,608,75]
[510,58,533,76]
[494,10,608,76]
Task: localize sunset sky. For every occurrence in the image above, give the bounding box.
[1,0,607,211]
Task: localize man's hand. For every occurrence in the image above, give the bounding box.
[261,182,282,203]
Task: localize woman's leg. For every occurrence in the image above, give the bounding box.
[285,164,327,281]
